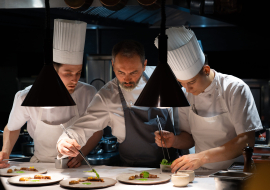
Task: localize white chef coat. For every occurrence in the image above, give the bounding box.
[7,81,97,138]
[58,66,177,148]
[178,70,263,140]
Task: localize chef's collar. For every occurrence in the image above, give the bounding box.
[199,69,217,95]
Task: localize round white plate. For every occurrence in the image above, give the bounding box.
[0,166,47,177]
[7,174,63,186]
[116,173,171,185]
[60,177,117,189]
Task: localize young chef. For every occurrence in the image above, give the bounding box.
[56,40,194,168]
[154,26,263,171]
[0,19,102,168]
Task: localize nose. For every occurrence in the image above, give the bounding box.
[184,84,193,93]
[123,75,132,83]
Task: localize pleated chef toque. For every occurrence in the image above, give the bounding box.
[53,19,87,65]
[154,26,205,80]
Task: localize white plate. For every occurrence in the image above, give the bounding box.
[116,173,171,185]
[7,174,63,186]
[60,177,117,189]
[0,166,47,177]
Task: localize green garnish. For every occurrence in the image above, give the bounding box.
[15,171,25,173]
[30,180,40,182]
[90,169,100,178]
[160,159,172,165]
[82,182,92,185]
[140,171,149,178]
[136,179,148,181]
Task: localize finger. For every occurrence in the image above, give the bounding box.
[67,158,78,168]
[171,157,182,168]
[70,139,81,150]
[61,147,78,157]
[68,156,72,160]
[73,161,81,168]
[0,163,10,169]
[64,142,80,155]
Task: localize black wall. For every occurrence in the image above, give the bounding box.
[0,9,269,130]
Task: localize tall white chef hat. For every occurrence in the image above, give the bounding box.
[154,26,205,80]
[53,19,87,65]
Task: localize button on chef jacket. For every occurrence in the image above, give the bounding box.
[178,70,263,145]
[7,81,97,138]
[57,66,177,150]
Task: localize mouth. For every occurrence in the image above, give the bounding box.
[68,85,76,89]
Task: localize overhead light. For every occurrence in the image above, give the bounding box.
[137,0,161,10]
[64,0,93,11]
[100,0,127,11]
[135,0,190,107]
[21,0,75,107]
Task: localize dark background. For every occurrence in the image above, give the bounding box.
[0,6,269,130]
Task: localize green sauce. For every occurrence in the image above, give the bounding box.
[82,182,92,185]
[15,171,25,173]
[30,180,40,182]
[135,179,148,181]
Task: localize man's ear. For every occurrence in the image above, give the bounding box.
[143,59,147,71]
[111,60,114,67]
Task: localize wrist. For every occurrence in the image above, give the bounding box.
[198,151,209,165]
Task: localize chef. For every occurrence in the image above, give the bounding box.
[154,26,263,171]
[56,40,194,168]
[0,19,102,168]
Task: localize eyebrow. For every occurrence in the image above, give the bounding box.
[118,70,138,74]
[187,79,196,84]
[63,70,82,72]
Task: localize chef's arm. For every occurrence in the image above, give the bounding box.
[1,125,20,156]
[0,125,20,168]
[199,131,255,165]
[80,130,103,156]
[170,131,255,172]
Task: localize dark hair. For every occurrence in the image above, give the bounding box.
[112,40,145,65]
[53,62,62,72]
[199,54,209,75]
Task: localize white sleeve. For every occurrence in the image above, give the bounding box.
[7,91,30,131]
[57,93,111,148]
[227,83,263,135]
[177,107,191,134]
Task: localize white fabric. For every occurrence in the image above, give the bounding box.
[7,82,97,139]
[32,105,80,163]
[154,26,205,80]
[178,70,263,168]
[53,19,87,65]
[189,84,244,169]
[1,163,216,190]
[57,66,177,151]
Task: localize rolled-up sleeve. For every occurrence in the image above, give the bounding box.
[58,93,111,148]
[227,83,263,135]
[7,91,30,131]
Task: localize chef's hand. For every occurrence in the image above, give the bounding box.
[57,138,81,157]
[67,156,83,168]
[0,151,10,169]
[154,130,175,148]
[171,153,204,172]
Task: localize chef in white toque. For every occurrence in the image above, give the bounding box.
[0,19,102,168]
[154,26,263,171]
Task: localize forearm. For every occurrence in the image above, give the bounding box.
[2,125,20,155]
[80,130,103,156]
[199,131,255,165]
[172,131,195,150]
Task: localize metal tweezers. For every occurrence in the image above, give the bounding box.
[60,124,93,170]
[156,115,170,160]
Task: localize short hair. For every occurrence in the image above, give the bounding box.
[53,62,62,72]
[199,54,209,75]
[112,40,145,65]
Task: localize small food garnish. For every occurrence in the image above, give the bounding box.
[34,175,51,179]
[85,169,100,178]
[69,180,79,185]
[129,172,158,180]
[7,169,13,173]
[19,177,31,181]
[160,159,172,165]
[140,171,149,178]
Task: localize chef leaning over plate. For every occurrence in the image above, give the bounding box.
[0,19,103,168]
[56,40,194,168]
[154,26,263,172]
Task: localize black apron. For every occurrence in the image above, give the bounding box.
[118,72,178,168]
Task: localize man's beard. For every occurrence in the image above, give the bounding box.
[119,74,142,92]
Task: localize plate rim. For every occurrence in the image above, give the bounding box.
[59,177,117,189]
[0,167,48,177]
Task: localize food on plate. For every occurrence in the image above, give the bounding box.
[19,177,32,181]
[129,171,158,180]
[83,168,100,178]
[69,180,80,185]
[20,167,38,171]
[87,176,104,182]
[34,175,51,179]
[160,159,172,165]
[7,169,13,173]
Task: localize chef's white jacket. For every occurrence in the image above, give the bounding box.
[58,66,176,148]
[178,70,263,135]
[7,81,97,138]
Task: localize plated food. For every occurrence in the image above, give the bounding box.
[117,172,171,185]
[0,166,47,177]
[60,177,117,189]
[7,174,63,186]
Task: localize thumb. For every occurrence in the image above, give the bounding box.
[71,139,81,150]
